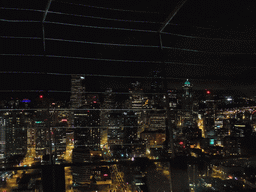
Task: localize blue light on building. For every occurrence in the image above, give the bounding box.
[21,99,31,103]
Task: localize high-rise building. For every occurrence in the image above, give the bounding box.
[50,103,71,159]
[107,112,124,145]
[182,79,193,127]
[70,75,85,109]
[0,99,29,158]
[147,110,166,131]
[204,90,216,136]
[123,111,138,144]
[34,116,49,157]
[72,147,91,185]
[151,70,164,108]
[73,102,101,150]
[52,119,68,159]
[129,82,145,113]
[100,88,115,148]
[0,117,6,159]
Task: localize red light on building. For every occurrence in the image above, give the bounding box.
[39,95,43,99]
[103,174,108,177]
[61,119,67,122]
[206,90,210,94]
[179,141,183,145]
[93,101,97,103]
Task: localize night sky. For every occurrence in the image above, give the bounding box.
[1,0,256,97]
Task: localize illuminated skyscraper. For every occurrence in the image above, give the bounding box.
[34,119,48,156]
[124,111,138,144]
[150,71,165,109]
[72,147,91,185]
[70,75,85,109]
[100,88,115,148]
[0,117,6,159]
[70,75,86,147]
[0,100,28,157]
[73,101,101,150]
[182,79,193,127]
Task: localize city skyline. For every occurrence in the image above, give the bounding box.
[1,0,256,191]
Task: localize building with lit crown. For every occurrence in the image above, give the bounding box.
[182,79,193,127]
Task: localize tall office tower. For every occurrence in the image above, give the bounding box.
[34,116,49,157]
[49,103,71,159]
[72,147,91,185]
[203,90,216,137]
[182,79,193,127]
[1,99,28,157]
[70,75,85,109]
[169,157,189,192]
[72,101,101,187]
[107,112,124,145]
[130,81,144,110]
[52,119,68,158]
[187,162,199,190]
[151,70,164,108]
[128,81,146,137]
[166,89,179,137]
[27,126,35,151]
[147,110,166,131]
[0,117,6,159]
[100,88,115,148]
[123,111,138,144]
[74,102,101,150]
[70,75,86,151]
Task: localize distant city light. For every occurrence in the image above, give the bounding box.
[206,90,210,94]
[103,174,108,177]
[179,141,183,145]
[35,121,43,124]
[61,119,67,122]
[39,95,43,99]
[21,99,31,103]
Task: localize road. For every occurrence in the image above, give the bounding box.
[0,153,37,192]
[63,144,74,192]
[102,148,131,192]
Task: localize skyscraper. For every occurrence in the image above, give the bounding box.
[151,70,164,108]
[100,88,115,148]
[73,101,101,150]
[0,117,6,159]
[34,114,49,157]
[182,79,193,127]
[72,147,91,186]
[70,75,85,109]
[123,111,138,144]
[0,99,28,158]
